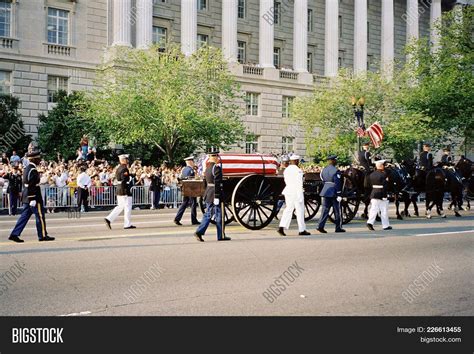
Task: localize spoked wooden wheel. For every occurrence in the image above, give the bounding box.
[198,197,234,225]
[304,196,320,221]
[328,174,360,225]
[231,174,278,230]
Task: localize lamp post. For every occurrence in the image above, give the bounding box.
[352,96,365,151]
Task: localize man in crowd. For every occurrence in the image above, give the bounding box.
[8,149,55,243]
[419,142,434,171]
[10,150,21,165]
[277,155,310,236]
[104,154,136,230]
[358,142,373,173]
[174,156,199,225]
[54,165,69,206]
[366,160,392,231]
[194,148,230,242]
[316,155,345,234]
[77,166,92,212]
[5,165,22,216]
[150,168,162,210]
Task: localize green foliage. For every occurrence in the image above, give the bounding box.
[37,91,107,161]
[87,45,245,164]
[0,94,31,155]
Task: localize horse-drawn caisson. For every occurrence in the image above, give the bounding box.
[180,153,362,230]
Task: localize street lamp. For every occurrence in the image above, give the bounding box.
[352,96,365,151]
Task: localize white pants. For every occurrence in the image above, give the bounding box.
[367,199,390,229]
[106,196,132,228]
[279,195,306,232]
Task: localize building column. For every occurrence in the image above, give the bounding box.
[112,0,132,46]
[430,0,442,51]
[222,0,238,62]
[181,0,197,56]
[381,0,394,78]
[325,0,339,77]
[406,0,419,42]
[259,0,274,67]
[354,0,367,74]
[293,0,308,72]
[136,0,153,49]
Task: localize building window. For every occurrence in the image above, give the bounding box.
[307,52,313,73]
[282,96,294,118]
[0,70,11,94]
[153,26,167,48]
[282,137,294,154]
[367,54,373,71]
[245,135,259,154]
[274,1,281,25]
[245,92,259,116]
[47,8,69,45]
[273,47,281,68]
[153,0,167,3]
[307,9,313,32]
[367,21,370,43]
[197,34,209,48]
[338,50,345,68]
[338,15,342,38]
[0,0,11,38]
[237,40,246,64]
[238,0,246,19]
[47,76,68,103]
[197,0,207,11]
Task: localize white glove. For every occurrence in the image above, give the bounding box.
[382,198,388,201]
[336,196,342,203]
[213,198,219,206]
[29,200,37,208]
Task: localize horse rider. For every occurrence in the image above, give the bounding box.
[316,155,345,234]
[440,147,453,167]
[358,142,373,174]
[419,142,434,171]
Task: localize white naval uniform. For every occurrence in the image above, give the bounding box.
[279,164,306,232]
[107,195,132,228]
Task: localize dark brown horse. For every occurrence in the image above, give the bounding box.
[455,156,473,210]
[425,166,463,218]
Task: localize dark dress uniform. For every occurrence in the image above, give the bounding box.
[195,162,224,240]
[366,169,391,229]
[150,172,162,209]
[5,171,22,215]
[419,151,434,171]
[10,162,51,241]
[174,166,199,224]
[317,164,344,232]
[441,154,452,166]
[358,150,372,173]
[105,163,134,228]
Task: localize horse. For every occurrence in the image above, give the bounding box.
[384,163,414,220]
[344,165,370,218]
[455,156,473,210]
[425,166,463,218]
[399,159,422,217]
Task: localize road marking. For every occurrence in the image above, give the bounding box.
[60,311,92,316]
[415,230,474,237]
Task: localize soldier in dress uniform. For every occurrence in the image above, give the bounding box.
[174,156,199,226]
[419,142,434,171]
[358,142,373,174]
[8,149,55,243]
[194,148,231,242]
[104,154,136,230]
[366,160,392,231]
[440,148,453,166]
[5,164,22,216]
[316,155,346,234]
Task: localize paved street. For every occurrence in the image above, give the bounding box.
[0,207,473,316]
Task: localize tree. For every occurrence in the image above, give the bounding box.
[87,45,245,164]
[0,94,31,155]
[37,91,107,161]
[402,6,474,154]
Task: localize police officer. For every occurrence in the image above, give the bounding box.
[194,148,231,242]
[358,142,373,173]
[5,164,22,216]
[366,160,392,231]
[8,149,55,243]
[316,155,345,234]
[440,148,452,166]
[419,142,434,171]
[174,156,199,225]
[278,155,310,236]
[105,154,136,230]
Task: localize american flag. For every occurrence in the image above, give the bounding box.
[356,127,367,137]
[366,122,384,148]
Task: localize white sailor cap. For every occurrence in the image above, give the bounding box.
[184,155,194,161]
[118,154,129,160]
[375,159,386,166]
[289,154,300,161]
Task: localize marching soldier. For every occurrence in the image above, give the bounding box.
[174,156,199,226]
[5,164,22,216]
[277,155,310,236]
[8,149,55,243]
[419,142,434,171]
[194,148,231,242]
[440,148,453,166]
[358,142,373,174]
[316,155,346,234]
[366,160,392,231]
[104,154,136,230]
